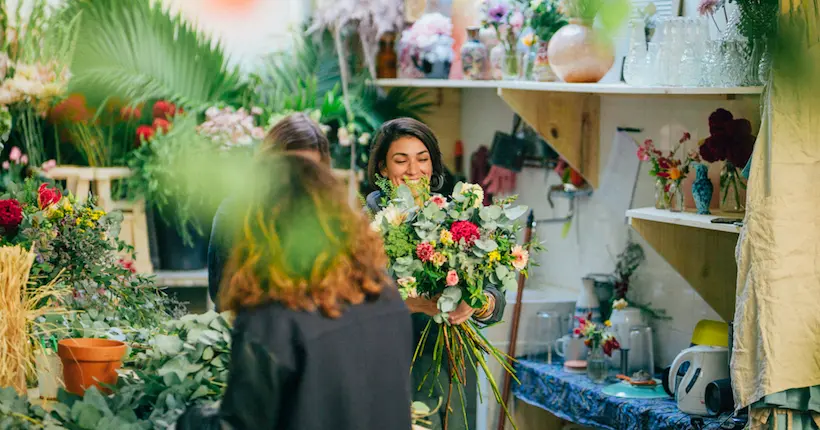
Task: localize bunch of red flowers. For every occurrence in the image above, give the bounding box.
[135,100,180,147]
[450,220,480,246]
[699,108,755,168]
[0,198,23,237]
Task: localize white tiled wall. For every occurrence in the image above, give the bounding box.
[460,89,755,373]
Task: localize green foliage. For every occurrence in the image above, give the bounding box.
[55,0,246,111]
[735,0,778,41]
[530,0,568,42]
[384,224,417,259]
[0,312,232,429]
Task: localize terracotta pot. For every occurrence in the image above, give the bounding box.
[546,19,614,83]
[58,338,127,395]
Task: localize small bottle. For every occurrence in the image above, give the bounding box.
[460,26,489,80]
[377,32,398,79]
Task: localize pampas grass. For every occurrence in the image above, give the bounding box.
[0,246,70,394]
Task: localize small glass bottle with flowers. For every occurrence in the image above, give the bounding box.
[636,132,701,212]
[575,314,620,383]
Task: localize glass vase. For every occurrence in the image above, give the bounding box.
[654,179,669,209]
[667,180,684,212]
[720,162,746,213]
[502,49,519,80]
[489,44,505,80]
[587,345,609,383]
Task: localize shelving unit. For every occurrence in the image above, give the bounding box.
[376,79,763,189]
[626,208,744,321]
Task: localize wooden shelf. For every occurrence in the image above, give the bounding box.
[152,270,207,288]
[626,207,742,321]
[626,207,743,233]
[376,79,764,96]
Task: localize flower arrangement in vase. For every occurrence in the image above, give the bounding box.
[698,108,755,213]
[636,132,701,212]
[529,0,568,81]
[574,313,620,383]
[481,0,529,79]
[398,13,455,79]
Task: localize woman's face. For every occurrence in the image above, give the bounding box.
[380,136,433,186]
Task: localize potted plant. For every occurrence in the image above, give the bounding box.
[529,0,568,81]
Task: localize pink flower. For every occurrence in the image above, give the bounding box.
[1,161,9,170]
[416,242,435,262]
[429,195,448,209]
[680,132,692,143]
[41,159,57,172]
[19,155,28,165]
[509,11,524,30]
[9,146,21,162]
[511,245,529,270]
[446,270,459,286]
[636,147,651,161]
[698,0,718,15]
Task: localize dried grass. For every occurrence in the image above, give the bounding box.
[0,246,70,394]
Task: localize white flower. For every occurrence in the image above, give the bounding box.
[320,124,331,135]
[397,276,417,288]
[205,106,220,119]
[337,127,352,146]
[358,132,371,146]
[251,106,263,115]
[461,183,485,208]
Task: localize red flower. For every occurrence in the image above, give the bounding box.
[602,337,621,356]
[118,258,137,274]
[152,100,177,119]
[119,104,142,121]
[680,132,692,143]
[450,221,480,246]
[49,94,91,124]
[37,184,62,209]
[0,199,23,236]
[708,108,734,136]
[152,118,171,133]
[135,125,155,146]
[416,242,435,262]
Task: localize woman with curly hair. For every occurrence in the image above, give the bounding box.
[180,154,413,430]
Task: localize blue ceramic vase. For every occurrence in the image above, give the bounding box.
[691,163,713,215]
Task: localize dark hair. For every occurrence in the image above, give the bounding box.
[220,154,390,318]
[260,112,331,164]
[367,117,444,190]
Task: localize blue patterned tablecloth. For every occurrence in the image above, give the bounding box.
[513,359,730,430]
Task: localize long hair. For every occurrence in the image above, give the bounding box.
[260,112,331,164]
[367,117,445,190]
[218,155,390,318]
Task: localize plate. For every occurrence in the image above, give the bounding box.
[601,379,670,399]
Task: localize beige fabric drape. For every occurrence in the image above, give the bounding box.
[731,6,820,408]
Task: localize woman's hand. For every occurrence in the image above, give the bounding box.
[405,296,439,317]
[448,301,476,325]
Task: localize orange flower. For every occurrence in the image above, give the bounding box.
[668,167,681,180]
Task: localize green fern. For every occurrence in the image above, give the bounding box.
[55,0,245,111]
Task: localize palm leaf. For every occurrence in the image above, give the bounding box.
[56,0,244,111]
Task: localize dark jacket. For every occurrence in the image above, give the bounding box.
[177,287,413,430]
[365,190,507,348]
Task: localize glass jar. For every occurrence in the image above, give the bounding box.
[720,162,746,212]
[489,44,506,80]
[623,19,647,85]
[502,49,519,80]
[460,26,490,80]
[587,345,609,383]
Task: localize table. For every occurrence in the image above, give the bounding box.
[513,359,731,430]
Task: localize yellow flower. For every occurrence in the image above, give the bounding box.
[487,250,501,263]
[439,230,454,246]
[522,33,536,47]
[61,199,73,213]
[604,320,612,327]
[612,298,628,311]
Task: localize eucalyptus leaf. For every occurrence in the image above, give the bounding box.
[474,239,498,252]
[479,205,502,221]
[153,335,184,355]
[504,205,528,220]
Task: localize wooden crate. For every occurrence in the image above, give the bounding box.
[44,166,152,274]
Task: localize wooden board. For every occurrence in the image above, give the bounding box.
[630,218,738,321]
[499,89,601,188]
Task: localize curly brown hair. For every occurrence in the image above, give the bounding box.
[218,154,390,318]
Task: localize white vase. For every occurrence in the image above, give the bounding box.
[608,307,648,368]
[573,277,602,330]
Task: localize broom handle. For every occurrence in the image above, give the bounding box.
[496,210,536,430]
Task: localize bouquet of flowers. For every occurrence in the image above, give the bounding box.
[698,108,754,209]
[398,13,454,78]
[636,131,700,209]
[370,177,540,428]
[574,314,620,356]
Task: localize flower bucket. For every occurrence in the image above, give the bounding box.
[58,338,127,395]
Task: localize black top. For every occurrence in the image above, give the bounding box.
[177,287,413,430]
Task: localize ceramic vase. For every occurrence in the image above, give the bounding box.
[533,41,558,81]
[608,307,648,367]
[692,163,713,215]
[460,27,490,80]
[546,19,614,83]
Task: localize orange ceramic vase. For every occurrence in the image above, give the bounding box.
[546,19,614,83]
[58,338,127,395]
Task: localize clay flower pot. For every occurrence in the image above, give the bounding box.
[58,338,127,395]
[546,19,614,83]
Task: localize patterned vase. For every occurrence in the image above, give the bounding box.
[691,163,713,215]
[533,41,558,81]
[460,26,490,80]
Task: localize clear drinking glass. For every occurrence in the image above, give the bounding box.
[526,311,561,363]
[624,19,648,86]
[643,42,661,86]
[628,325,655,376]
